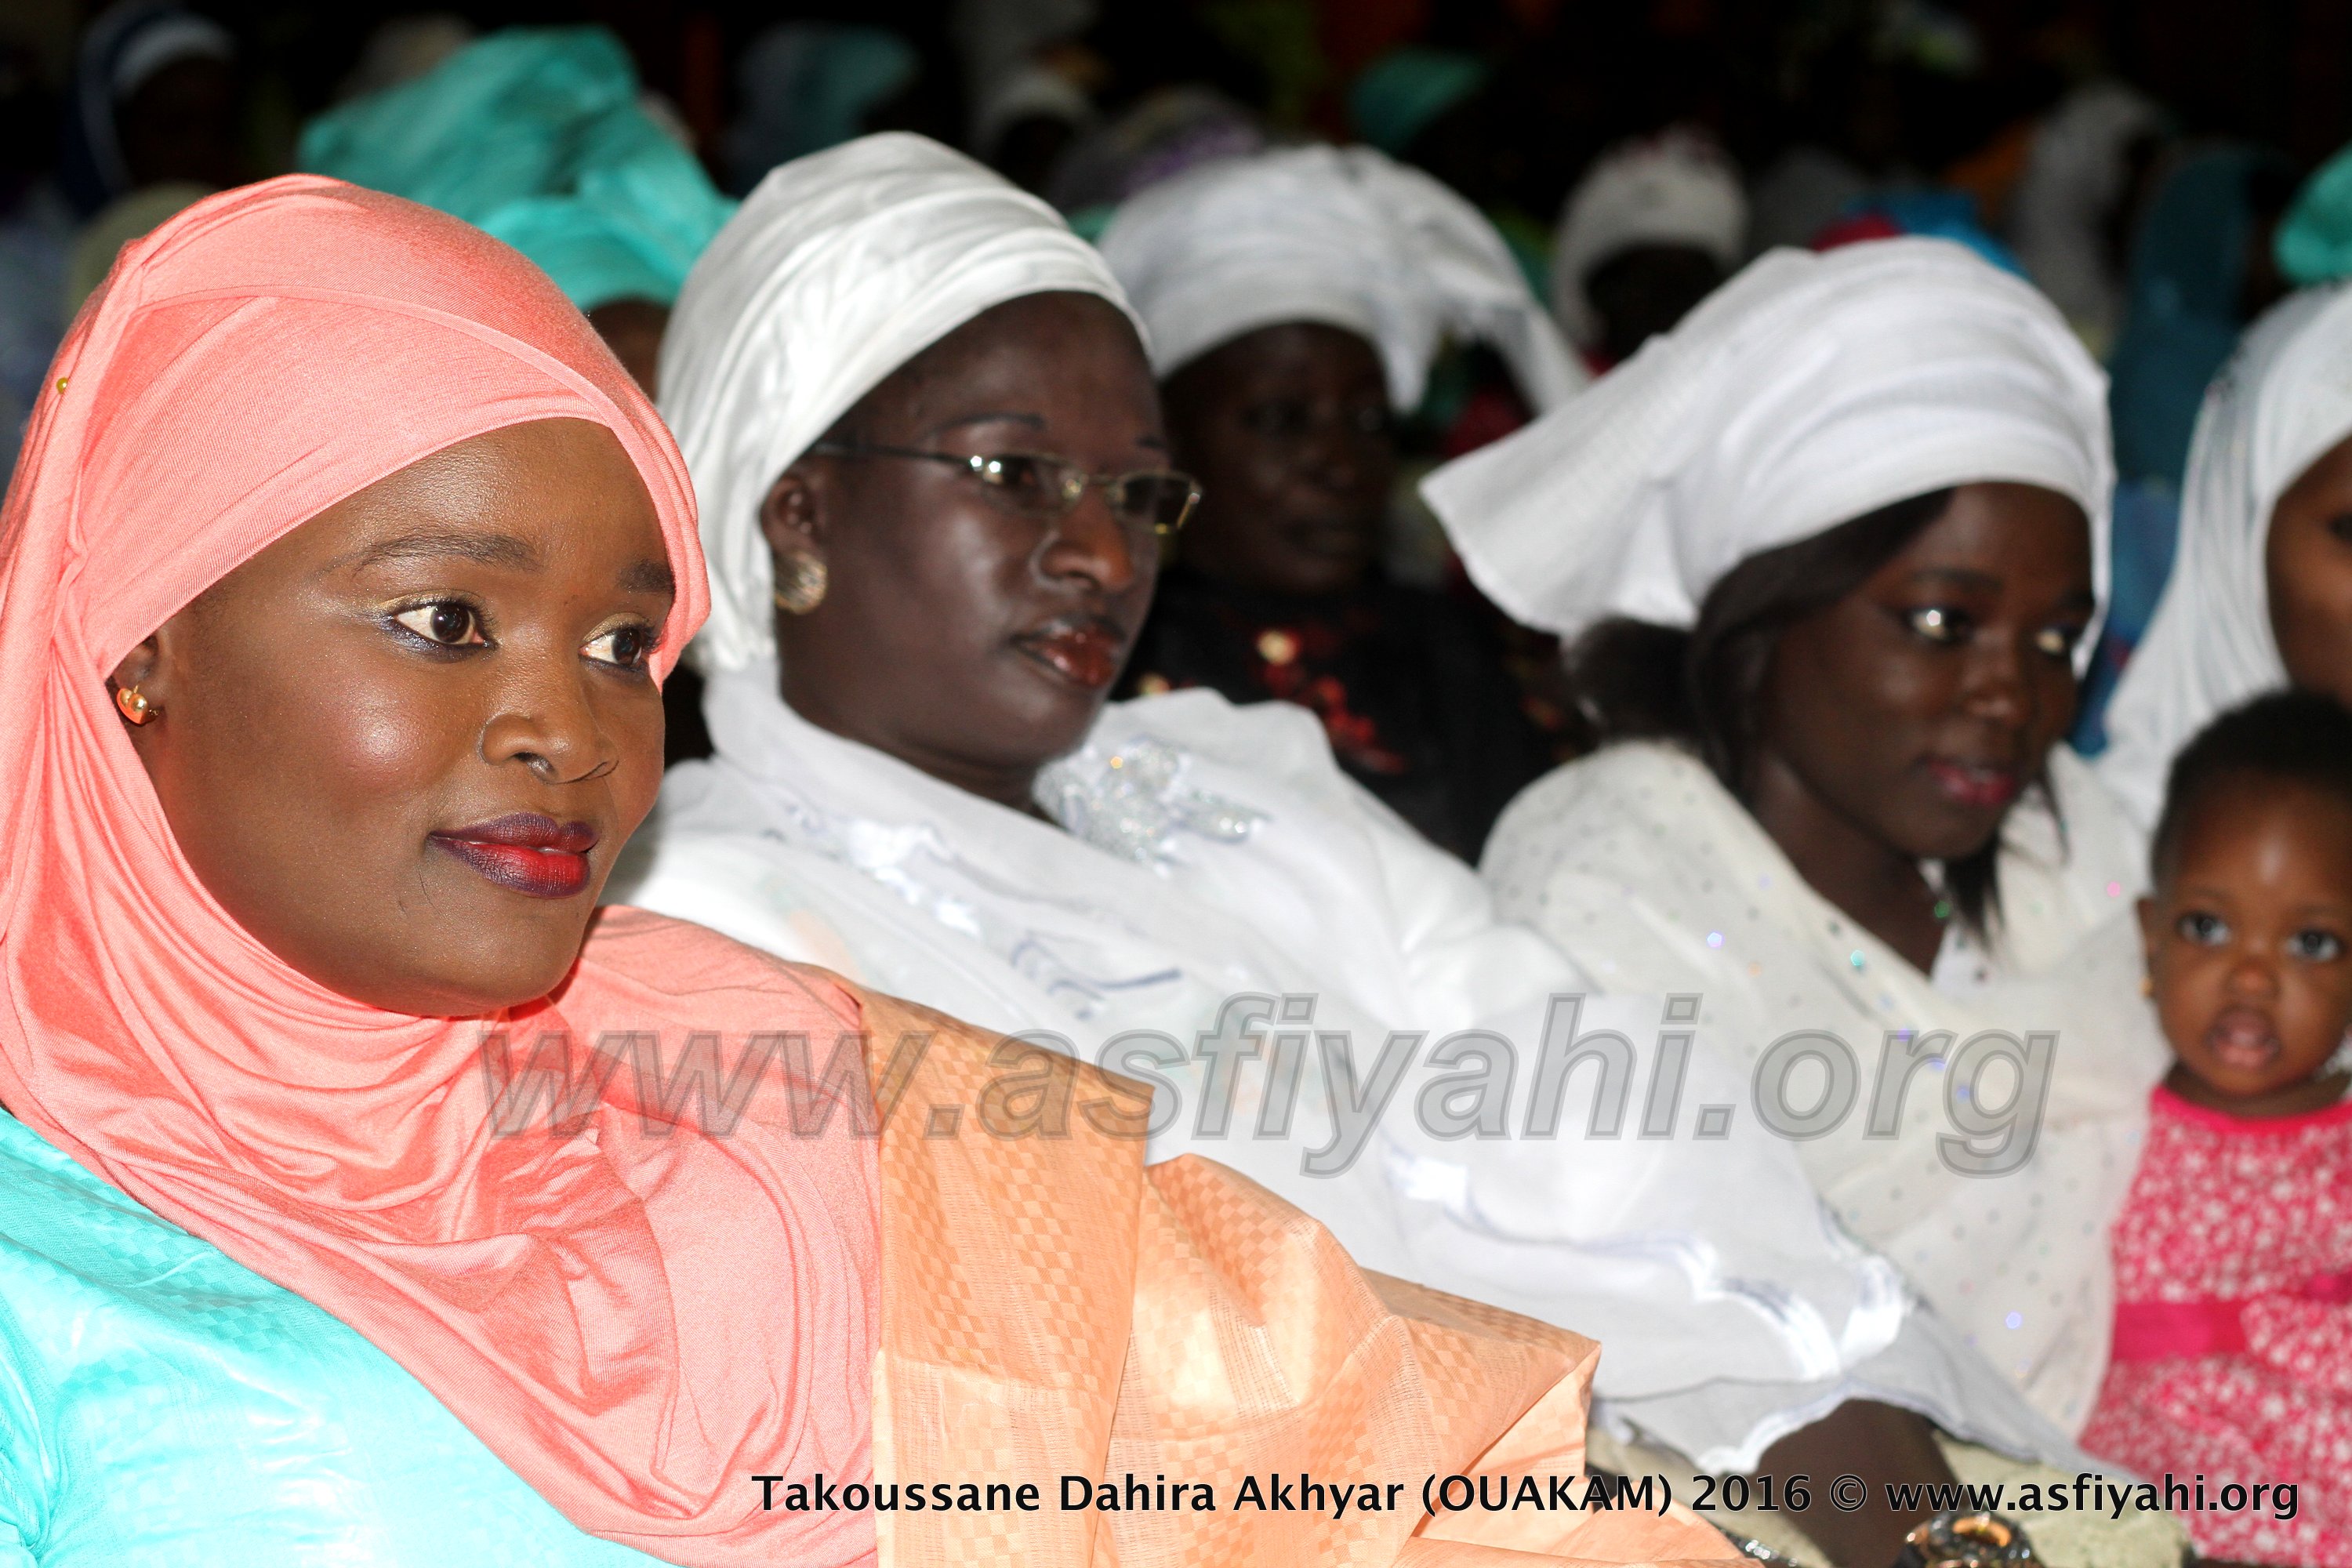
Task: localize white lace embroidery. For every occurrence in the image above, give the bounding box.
[1034,736,1261,869]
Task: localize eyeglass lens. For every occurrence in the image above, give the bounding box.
[977,455,1193,533]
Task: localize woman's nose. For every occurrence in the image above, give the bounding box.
[1958,635,2032,725]
[1295,418,1365,492]
[480,656,619,785]
[1038,488,1143,593]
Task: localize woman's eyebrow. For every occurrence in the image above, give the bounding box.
[925,412,1171,452]
[927,411,1046,436]
[621,557,676,594]
[1902,565,2002,592]
[336,529,542,573]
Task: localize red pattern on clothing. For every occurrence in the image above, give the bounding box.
[2081,1085,2352,1565]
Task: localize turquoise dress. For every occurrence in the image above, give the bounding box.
[0,1111,662,1566]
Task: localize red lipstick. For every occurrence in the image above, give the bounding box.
[1014,617,1126,689]
[430,813,597,899]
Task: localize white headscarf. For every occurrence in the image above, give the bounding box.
[658,131,1138,673]
[1421,238,2113,657]
[2009,82,2163,354]
[1095,143,1586,413]
[2097,284,2352,827]
[1549,127,1747,350]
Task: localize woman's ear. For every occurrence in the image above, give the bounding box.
[758,465,824,558]
[761,465,831,619]
[108,634,165,728]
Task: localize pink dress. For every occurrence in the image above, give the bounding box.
[2081,1085,2352,1565]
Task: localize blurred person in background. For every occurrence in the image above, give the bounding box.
[329,12,473,103]
[0,42,71,474]
[1548,126,1745,372]
[2109,147,2297,495]
[722,21,920,197]
[54,2,245,328]
[2099,281,2352,830]
[1100,143,1581,858]
[59,0,241,219]
[2008,81,2165,358]
[2072,145,2297,751]
[1039,6,1272,223]
[951,0,1101,194]
[301,25,735,398]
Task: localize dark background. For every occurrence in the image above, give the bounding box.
[9,0,2352,227]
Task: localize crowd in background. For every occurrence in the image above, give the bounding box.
[11,0,2352,827]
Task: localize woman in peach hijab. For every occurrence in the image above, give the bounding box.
[0,175,1731,1568]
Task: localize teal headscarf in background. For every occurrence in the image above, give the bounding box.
[300,27,735,313]
[2278,138,2352,288]
[1348,47,1486,158]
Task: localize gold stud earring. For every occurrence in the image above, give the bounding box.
[114,684,155,725]
[772,553,828,615]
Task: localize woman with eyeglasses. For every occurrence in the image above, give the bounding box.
[1097,145,1579,860]
[612,133,2092,1530]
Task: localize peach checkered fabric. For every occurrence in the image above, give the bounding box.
[857,987,1737,1567]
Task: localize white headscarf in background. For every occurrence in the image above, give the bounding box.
[658,131,1137,673]
[1549,127,1747,350]
[2097,284,2352,828]
[2010,82,2163,355]
[1422,238,2113,659]
[1096,143,1586,413]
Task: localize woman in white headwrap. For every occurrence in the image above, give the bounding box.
[1550,127,1747,370]
[2099,284,2352,828]
[611,134,2104,1561]
[1097,144,1578,857]
[1429,238,2168,1440]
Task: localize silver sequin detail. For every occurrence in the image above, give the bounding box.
[1035,737,1261,869]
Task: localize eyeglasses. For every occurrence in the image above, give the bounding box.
[808,441,1201,540]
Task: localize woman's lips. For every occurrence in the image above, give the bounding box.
[430,813,597,899]
[1926,757,2023,811]
[2203,1006,2281,1073]
[1014,619,1125,689]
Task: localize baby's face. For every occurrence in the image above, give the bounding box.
[2140,775,2352,1110]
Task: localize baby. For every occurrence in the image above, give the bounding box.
[2080,689,2352,1566]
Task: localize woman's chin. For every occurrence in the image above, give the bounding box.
[1878,794,2009,866]
[318,915,590,1018]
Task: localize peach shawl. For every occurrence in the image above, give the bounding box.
[0,177,880,1564]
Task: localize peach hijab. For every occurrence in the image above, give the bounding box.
[0,176,880,1564]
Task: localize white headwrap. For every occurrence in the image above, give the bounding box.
[1549,127,1747,350]
[658,131,1139,673]
[1095,143,1586,413]
[2096,284,2352,827]
[1421,238,2113,655]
